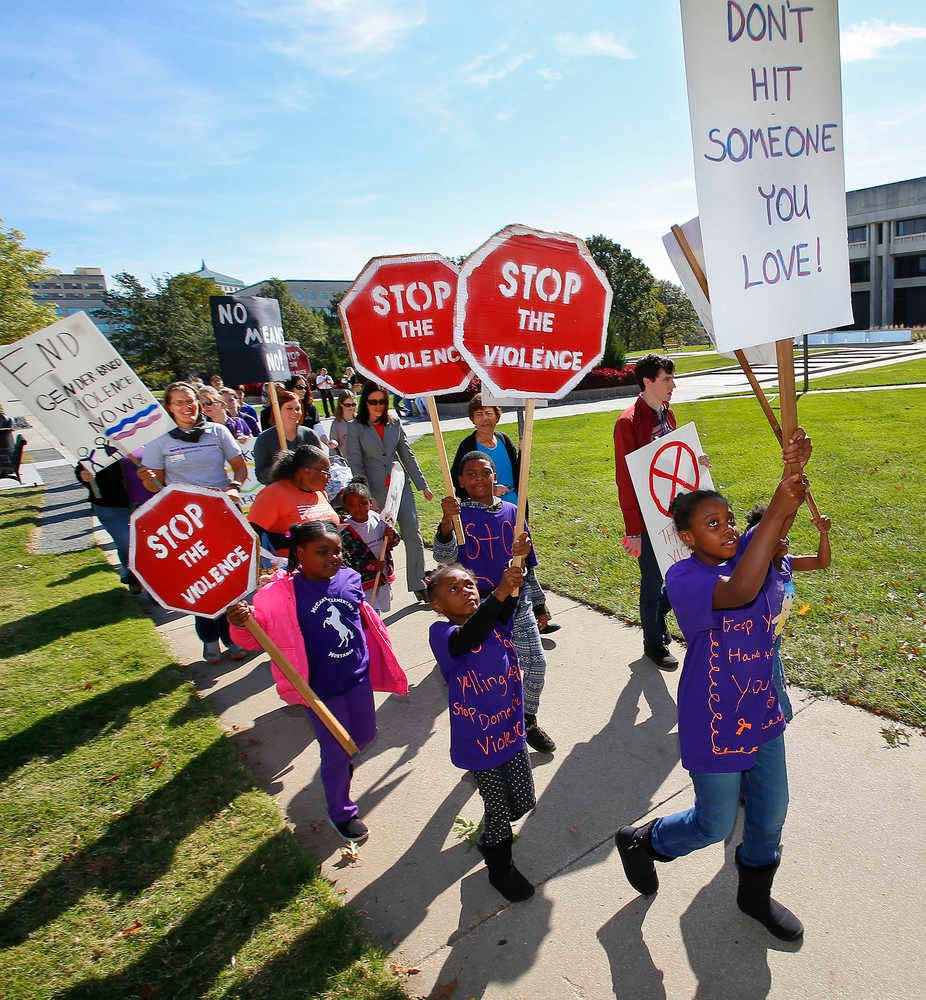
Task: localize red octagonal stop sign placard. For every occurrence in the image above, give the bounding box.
[454,225,612,399]
[339,253,470,398]
[130,484,258,619]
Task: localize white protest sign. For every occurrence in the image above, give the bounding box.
[381,461,406,527]
[663,217,777,366]
[626,422,715,577]
[680,0,852,352]
[236,436,263,513]
[0,312,171,469]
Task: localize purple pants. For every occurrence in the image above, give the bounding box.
[306,676,377,824]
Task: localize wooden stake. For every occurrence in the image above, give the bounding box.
[267,380,287,452]
[426,395,464,540]
[511,400,535,594]
[369,535,390,605]
[776,339,801,475]
[244,617,358,755]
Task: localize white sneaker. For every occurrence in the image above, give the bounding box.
[203,641,221,664]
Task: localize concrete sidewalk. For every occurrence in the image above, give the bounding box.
[151,546,924,1000]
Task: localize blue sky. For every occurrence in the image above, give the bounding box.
[2,1,924,288]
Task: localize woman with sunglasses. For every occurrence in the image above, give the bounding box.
[344,382,433,601]
[199,387,250,441]
[329,390,357,456]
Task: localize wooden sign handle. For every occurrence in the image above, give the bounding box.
[511,400,535,595]
[243,617,358,756]
[267,380,287,452]
[369,535,390,604]
[426,395,464,540]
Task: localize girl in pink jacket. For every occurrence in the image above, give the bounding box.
[228,520,406,843]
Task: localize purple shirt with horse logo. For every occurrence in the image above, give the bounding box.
[293,567,368,697]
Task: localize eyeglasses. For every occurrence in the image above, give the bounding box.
[202,400,223,408]
[342,402,357,408]
[367,398,388,406]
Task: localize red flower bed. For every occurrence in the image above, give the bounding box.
[577,364,637,390]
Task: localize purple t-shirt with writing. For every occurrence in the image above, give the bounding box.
[293,567,368,698]
[458,502,537,594]
[665,551,787,773]
[429,619,526,772]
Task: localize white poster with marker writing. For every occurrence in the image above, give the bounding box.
[680,0,852,352]
[626,422,715,578]
[0,312,170,469]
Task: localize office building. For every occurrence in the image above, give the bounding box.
[190,261,245,294]
[236,278,351,312]
[31,267,110,335]
[846,176,926,329]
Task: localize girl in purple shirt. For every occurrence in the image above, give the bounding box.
[616,465,810,943]
[428,539,536,902]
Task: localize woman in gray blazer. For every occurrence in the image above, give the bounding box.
[345,382,434,600]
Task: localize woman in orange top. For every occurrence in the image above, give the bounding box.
[247,445,339,555]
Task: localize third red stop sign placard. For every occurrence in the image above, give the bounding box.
[454,225,612,398]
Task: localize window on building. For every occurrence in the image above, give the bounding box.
[849,260,870,282]
[896,217,926,237]
[847,225,867,243]
[894,255,926,279]
[308,292,317,300]
[848,290,869,330]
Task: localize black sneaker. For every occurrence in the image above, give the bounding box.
[524,714,556,753]
[615,822,660,896]
[329,816,369,843]
[539,622,561,635]
[644,645,679,671]
[413,589,428,603]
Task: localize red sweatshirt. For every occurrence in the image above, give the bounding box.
[613,395,676,536]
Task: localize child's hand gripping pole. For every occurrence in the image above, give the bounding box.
[369,527,396,605]
[427,395,464,541]
[233,607,358,756]
[510,400,536,595]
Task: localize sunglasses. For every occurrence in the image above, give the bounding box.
[367,398,388,406]
[342,401,357,407]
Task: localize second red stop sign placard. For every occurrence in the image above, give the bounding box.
[454,225,612,398]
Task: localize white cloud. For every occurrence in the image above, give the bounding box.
[462,45,531,87]
[241,0,427,74]
[555,31,633,61]
[537,68,561,82]
[496,110,513,122]
[841,19,926,62]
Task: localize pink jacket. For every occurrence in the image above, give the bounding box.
[229,570,408,706]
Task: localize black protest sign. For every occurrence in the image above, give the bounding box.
[210,296,290,384]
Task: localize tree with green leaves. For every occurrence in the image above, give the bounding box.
[585,234,663,363]
[98,272,222,384]
[257,279,348,373]
[0,220,60,345]
[655,279,709,347]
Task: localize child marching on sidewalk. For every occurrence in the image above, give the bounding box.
[339,477,401,613]
[616,428,813,941]
[434,451,556,754]
[227,520,407,843]
[427,538,537,902]
[744,504,832,721]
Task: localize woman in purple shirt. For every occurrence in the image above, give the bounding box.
[616,446,811,943]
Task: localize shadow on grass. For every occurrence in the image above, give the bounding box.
[0,740,243,947]
[0,589,146,657]
[52,831,371,1000]
[45,564,115,588]
[0,664,186,785]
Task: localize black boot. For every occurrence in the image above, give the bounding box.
[735,851,803,941]
[524,713,556,753]
[478,836,534,902]
[615,819,673,896]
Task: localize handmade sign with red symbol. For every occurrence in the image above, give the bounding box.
[454,224,612,400]
[625,422,715,577]
[130,484,258,618]
[339,253,468,398]
[285,342,311,378]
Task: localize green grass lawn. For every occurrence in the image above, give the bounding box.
[0,492,406,1000]
[413,390,926,727]
[805,356,926,391]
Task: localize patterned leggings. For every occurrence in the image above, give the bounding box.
[473,749,536,846]
[512,590,546,715]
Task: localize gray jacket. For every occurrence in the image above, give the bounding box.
[344,418,427,504]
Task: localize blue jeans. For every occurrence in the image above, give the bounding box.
[772,638,794,722]
[639,530,669,649]
[651,735,788,868]
[194,614,232,646]
[94,503,132,582]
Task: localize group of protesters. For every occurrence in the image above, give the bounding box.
[74,353,826,941]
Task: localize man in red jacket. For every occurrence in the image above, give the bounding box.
[613,354,679,670]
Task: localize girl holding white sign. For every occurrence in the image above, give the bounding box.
[616,430,812,942]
